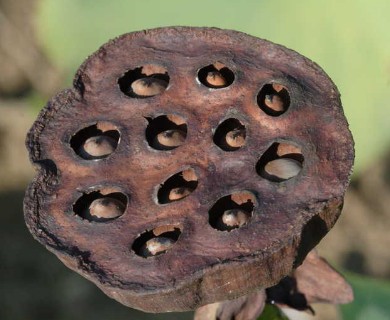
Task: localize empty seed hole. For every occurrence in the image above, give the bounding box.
[132,226,181,258]
[118,64,169,98]
[213,118,246,151]
[209,191,255,231]
[157,168,198,204]
[70,123,120,160]
[198,62,234,89]
[256,142,303,182]
[146,115,187,150]
[73,190,127,222]
[257,83,290,116]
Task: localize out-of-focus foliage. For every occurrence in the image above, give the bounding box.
[36,0,390,175]
[257,305,289,320]
[341,273,390,320]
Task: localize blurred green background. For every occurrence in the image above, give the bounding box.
[0,0,389,319]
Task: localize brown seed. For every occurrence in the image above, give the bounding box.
[88,197,125,219]
[219,209,249,230]
[225,128,246,148]
[131,77,168,97]
[264,94,284,112]
[141,237,175,257]
[264,158,302,180]
[156,129,186,148]
[168,187,192,201]
[205,71,227,88]
[79,135,117,159]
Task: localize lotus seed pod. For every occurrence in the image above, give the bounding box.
[24,27,354,313]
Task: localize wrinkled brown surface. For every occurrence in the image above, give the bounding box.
[195,250,352,320]
[24,27,354,312]
[194,291,266,320]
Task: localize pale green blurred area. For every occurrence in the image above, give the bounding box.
[37,0,390,175]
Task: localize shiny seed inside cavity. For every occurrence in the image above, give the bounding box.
[168,187,192,201]
[141,237,175,257]
[206,71,227,88]
[225,129,246,148]
[88,197,125,219]
[265,94,284,112]
[131,78,168,97]
[218,209,249,231]
[264,158,302,180]
[79,135,116,159]
[156,129,186,148]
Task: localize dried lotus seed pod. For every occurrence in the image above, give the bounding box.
[24,27,354,313]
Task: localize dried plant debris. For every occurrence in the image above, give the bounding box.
[195,251,353,320]
[24,27,354,312]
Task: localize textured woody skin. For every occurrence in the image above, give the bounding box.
[24,27,354,312]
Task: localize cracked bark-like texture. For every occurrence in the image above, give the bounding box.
[24,27,354,312]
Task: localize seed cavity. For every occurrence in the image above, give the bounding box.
[257,83,290,116]
[70,123,120,160]
[198,62,234,89]
[157,168,198,204]
[213,118,246,151]
[209,191,255,231]
[118,64,169,98]
[73,190,127,222]
[256,142,303,182]
[132,226,181,258]
[146,114,187,150]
